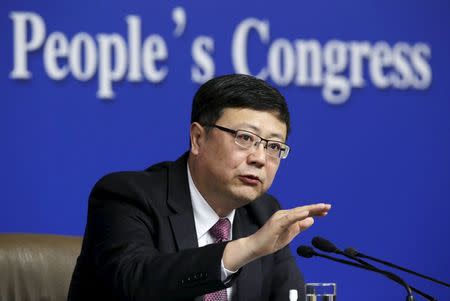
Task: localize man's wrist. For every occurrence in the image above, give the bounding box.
[221,259,239,280]
[223,237,259,271]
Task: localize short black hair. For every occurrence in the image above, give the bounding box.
[191,74,291,136]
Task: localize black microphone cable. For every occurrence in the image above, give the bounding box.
[311,236,436,301]
[297,245,416,301]
[345,247,450,288]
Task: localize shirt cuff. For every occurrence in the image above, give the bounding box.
[220,259,239,281]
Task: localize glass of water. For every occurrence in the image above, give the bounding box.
[305,282,336,301]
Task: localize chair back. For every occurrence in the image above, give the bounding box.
[0,234,82,301]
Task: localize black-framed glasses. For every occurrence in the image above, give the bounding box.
[204,124,290,159]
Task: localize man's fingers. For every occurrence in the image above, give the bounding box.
[275,210,310,229]
[306,203,331,214]
[266,203,330,237]
[291,203,331,217]
[298,217,315,231]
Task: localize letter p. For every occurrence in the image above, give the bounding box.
[10,11,46,79]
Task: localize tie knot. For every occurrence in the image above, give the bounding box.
[209,218,231,242]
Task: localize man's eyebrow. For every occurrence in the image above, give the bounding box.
[235,123,285,141]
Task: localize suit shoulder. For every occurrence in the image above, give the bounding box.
[256,193,282,211]
[90,160,174,205]
[244,193,282,225]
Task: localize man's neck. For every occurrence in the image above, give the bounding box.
[187,156,234,217]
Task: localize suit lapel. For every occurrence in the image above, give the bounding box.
[167,153,198,251]
[165,153,263,301]
[232,207,262,301]
[169,211,198,250]
[165,153,202,301]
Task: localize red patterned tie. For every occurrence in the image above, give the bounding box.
[203,218,231,301]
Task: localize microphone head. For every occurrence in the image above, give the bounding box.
[312,236,338,253]
[344,247,360,257]
[297,245,316,258]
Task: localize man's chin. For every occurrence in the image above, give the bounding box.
[230,187,264,206]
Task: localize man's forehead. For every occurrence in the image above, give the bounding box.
[218,108,287,140]
[235,123,286,141]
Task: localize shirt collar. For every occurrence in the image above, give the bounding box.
[187,163,235,240]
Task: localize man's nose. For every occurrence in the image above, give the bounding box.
[247,141,267,166]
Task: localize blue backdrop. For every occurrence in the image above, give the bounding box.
[1,1,449,300]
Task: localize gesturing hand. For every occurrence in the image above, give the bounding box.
[248,203,331,258]
[223,203,331,271]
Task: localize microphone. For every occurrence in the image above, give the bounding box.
[297,245,377,270]
[297,245,315,258]
[297,245,415,301]
[313,236,382,269]
[312,237,436,301]
[345,247,450,288]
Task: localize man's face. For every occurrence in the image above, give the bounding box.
[190,108,287,212]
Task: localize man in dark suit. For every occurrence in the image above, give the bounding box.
[68,74,331,301]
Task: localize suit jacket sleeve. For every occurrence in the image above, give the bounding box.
[247,195,306,301]
[71,172,231,301]
[269,246,305,301]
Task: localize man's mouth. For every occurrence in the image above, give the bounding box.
[238,174,262,186]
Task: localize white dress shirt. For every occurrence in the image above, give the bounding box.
[187,163,237,300]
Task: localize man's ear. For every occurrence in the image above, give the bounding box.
[190,122,205,155]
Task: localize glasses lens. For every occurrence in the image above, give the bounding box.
[234,130,290,159]
[266,142,283,157]
[279,145,290,159]
[266,142,290,159]
[235,131,257,148]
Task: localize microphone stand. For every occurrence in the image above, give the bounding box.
[341,250,436,301]
[311,236,437,300]
[346,248,450,288]
[298,246,415,301]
